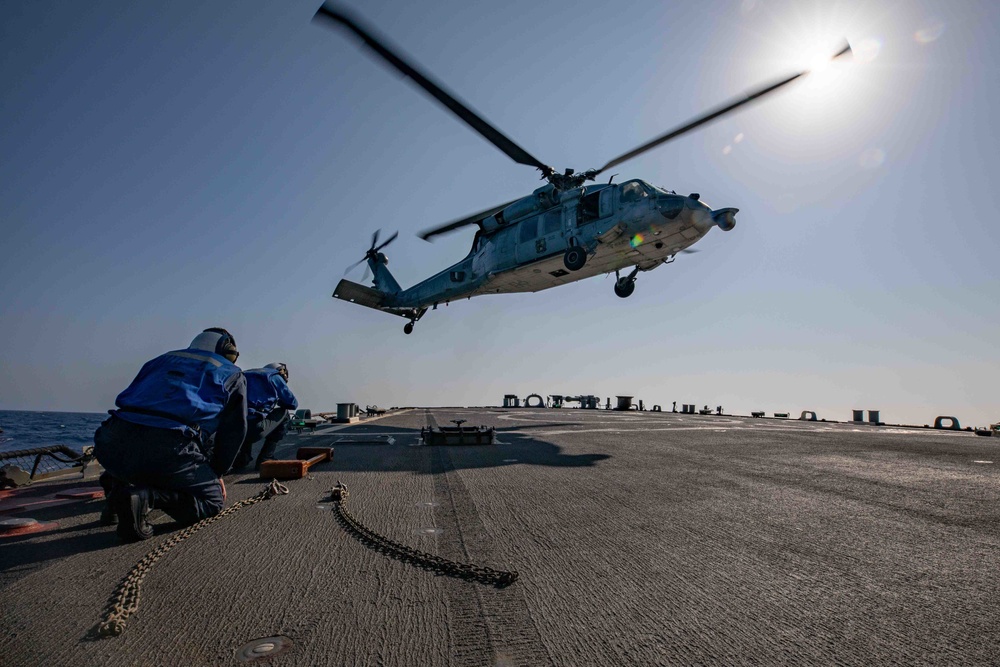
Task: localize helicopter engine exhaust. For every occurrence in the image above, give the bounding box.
[712,208,738,231]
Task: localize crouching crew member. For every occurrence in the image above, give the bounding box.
[94,328,247,542]
[231,362,298,471]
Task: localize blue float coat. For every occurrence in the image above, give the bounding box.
[245,368,298,418]
[111,347,247,476]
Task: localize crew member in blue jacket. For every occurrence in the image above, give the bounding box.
[94,328,247,542]
[231,362,298,471]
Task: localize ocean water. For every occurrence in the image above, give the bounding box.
[0,410,108,455]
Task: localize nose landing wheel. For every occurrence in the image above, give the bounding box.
[614,267,639,298]
[404,322,414,335]
[614,278,635,298]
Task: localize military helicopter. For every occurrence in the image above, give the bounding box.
[314,5,851,334]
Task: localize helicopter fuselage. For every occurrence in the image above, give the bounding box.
[374,179,734,311]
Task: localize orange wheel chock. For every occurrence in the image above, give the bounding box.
[258,447,334,480]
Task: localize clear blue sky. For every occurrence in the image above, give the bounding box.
[2,0,997,427]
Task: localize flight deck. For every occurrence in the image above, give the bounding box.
[2,408,998,666]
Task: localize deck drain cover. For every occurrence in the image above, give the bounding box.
[237,635,292,662]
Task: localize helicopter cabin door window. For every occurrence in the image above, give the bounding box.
[540,209,561,236]
[539,208,568,257]
[579,186,614,225]
[599,187,614,217]
[515,214,564,263]
[518,216,538,244]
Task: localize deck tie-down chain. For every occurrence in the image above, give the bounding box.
[329,482,518,588]
[95,479,289,638]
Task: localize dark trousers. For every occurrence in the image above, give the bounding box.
[231,409,288,471]
[94,415,224,525]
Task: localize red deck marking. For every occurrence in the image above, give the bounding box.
[0,517,60,538]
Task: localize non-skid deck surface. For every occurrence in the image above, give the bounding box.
[2,409,998,665]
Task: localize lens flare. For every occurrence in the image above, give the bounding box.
[852,38,882,64]
[630,234,644,248]
[859,148,886,169]
[915,22,945,44]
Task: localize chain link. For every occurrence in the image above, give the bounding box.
[95,479,289,638]
[329,482,518,588]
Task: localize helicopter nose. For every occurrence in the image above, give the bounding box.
[686,196,715,232]
[712,207,739,231]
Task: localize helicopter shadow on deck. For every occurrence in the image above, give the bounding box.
[256,424,611,476]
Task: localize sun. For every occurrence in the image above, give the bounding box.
[700,0,900,166]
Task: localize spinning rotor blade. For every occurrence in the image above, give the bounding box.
[418,198,520,241]
[343,256,367,276]
[593,42,852,176]
[344,228,399,275]
[374,230,398,252]
[313,4,552,175]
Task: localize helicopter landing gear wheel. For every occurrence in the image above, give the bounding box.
[563,246,587,271]
[614,278,635,298]
[404,322,414,335]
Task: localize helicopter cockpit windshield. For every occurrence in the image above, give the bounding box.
[620,180,653,203]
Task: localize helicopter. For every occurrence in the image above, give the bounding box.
[314,5,851,335]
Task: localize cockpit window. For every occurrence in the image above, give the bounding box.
[620,181,649,203]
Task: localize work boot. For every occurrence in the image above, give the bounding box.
[99,500,118,526]
[98,471,120,525]
[115,487,154,542]
[255,437,281,470]
[230,452,252,473]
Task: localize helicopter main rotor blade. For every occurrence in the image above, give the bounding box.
[593,42,852,176]
[313,4,552,175]
[418,198,520,241]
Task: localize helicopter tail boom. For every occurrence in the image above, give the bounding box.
[332,279,423,320]
[333,279,385,309]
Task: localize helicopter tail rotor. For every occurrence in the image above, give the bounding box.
[344,228,399,275]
